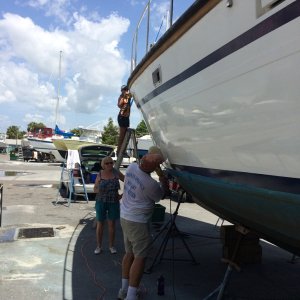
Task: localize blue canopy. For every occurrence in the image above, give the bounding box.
[55,125,74,138]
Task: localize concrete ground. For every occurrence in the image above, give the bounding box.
[0,153,299,300]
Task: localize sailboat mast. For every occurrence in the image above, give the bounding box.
[54,50,62,127]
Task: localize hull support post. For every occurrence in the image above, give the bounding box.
[203,225,249,300]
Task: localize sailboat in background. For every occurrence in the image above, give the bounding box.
[53,122,103,159]
[27,51,73,162]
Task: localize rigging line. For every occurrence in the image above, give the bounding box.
[155,14,167,43]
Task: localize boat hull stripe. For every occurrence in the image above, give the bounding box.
[171,163,300,195]
[168,168,300,255]
[141,1,300,105]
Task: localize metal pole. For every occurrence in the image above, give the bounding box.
[169,0,173,28]
[130,0,152,72]
[55,50,62,126]
[134,29,138,70]
[146,2,150,53]
[131,33,136,72]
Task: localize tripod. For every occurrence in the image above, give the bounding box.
[146,190,197,273]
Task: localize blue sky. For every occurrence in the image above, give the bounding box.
[0,0,193,133]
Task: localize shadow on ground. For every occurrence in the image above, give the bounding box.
[69,211,300,300]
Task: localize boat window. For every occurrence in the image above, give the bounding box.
[256,0,286,17]
[152,66,162,86]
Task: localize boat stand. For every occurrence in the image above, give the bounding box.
[203,225,249,300]
[145,190,197,273]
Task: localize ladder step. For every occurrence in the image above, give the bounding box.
[18,146,24,161]
[56,160,89,206]
[115,128,139,170]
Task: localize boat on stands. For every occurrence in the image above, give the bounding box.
[27,127,68,162]
[53,131,102,151]
[27,51,75,162]
[128,0,300,255]
[53,127,102,160]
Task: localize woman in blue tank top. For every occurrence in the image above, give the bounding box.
[93,156,124,254]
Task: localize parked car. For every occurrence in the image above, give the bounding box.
[111,150,136,167]
[60,144,115,199]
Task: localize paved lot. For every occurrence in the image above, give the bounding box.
[0,153,299,300]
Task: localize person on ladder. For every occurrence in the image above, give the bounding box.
[117,85,132,156]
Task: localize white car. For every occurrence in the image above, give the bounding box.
[60,144,115,198]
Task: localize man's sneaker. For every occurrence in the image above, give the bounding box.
[109,246,117,254]
[117,288,127,300]
[94,246,102,255]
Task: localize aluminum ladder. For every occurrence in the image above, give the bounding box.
[17,146,24,161]
[115,128,139,170]
[55,162,89,206]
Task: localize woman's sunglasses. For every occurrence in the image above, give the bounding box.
[105,162,113,165]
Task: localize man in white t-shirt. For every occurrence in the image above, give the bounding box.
[118,153,169,300]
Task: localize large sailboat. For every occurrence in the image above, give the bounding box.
[27,126,70,162]
[128,0,300,256]
[27,51,72,162]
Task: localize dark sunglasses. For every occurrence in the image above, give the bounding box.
[105,162,113,165]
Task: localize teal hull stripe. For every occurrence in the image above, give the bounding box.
[167,169,300,255]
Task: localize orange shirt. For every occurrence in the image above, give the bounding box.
[118,94,131,117]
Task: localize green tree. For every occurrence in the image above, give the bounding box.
[101,118,119,145]
[136,120,149,137]
[27,122,46,132]
[70,128,83,137]
[6,125,24,139]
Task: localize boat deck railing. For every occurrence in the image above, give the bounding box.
[131,0,176,72]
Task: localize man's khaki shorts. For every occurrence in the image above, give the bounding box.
[120,218,151,258]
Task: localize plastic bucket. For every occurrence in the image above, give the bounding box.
[90,173,98,183]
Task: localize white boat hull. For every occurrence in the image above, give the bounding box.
[27,137,65,162]
[128,0,300,254]
[131,0,300,182]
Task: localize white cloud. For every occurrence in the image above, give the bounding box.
[151,1,170,33]
[26,0,72,24]
[0,11,130,129]
[27,0,49,6]
[0,13,70,75]
[23,113,45,123]
[0,88,16,103]
[0,61,56,106]
[0,114,9,123]
[130,0,144,6]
